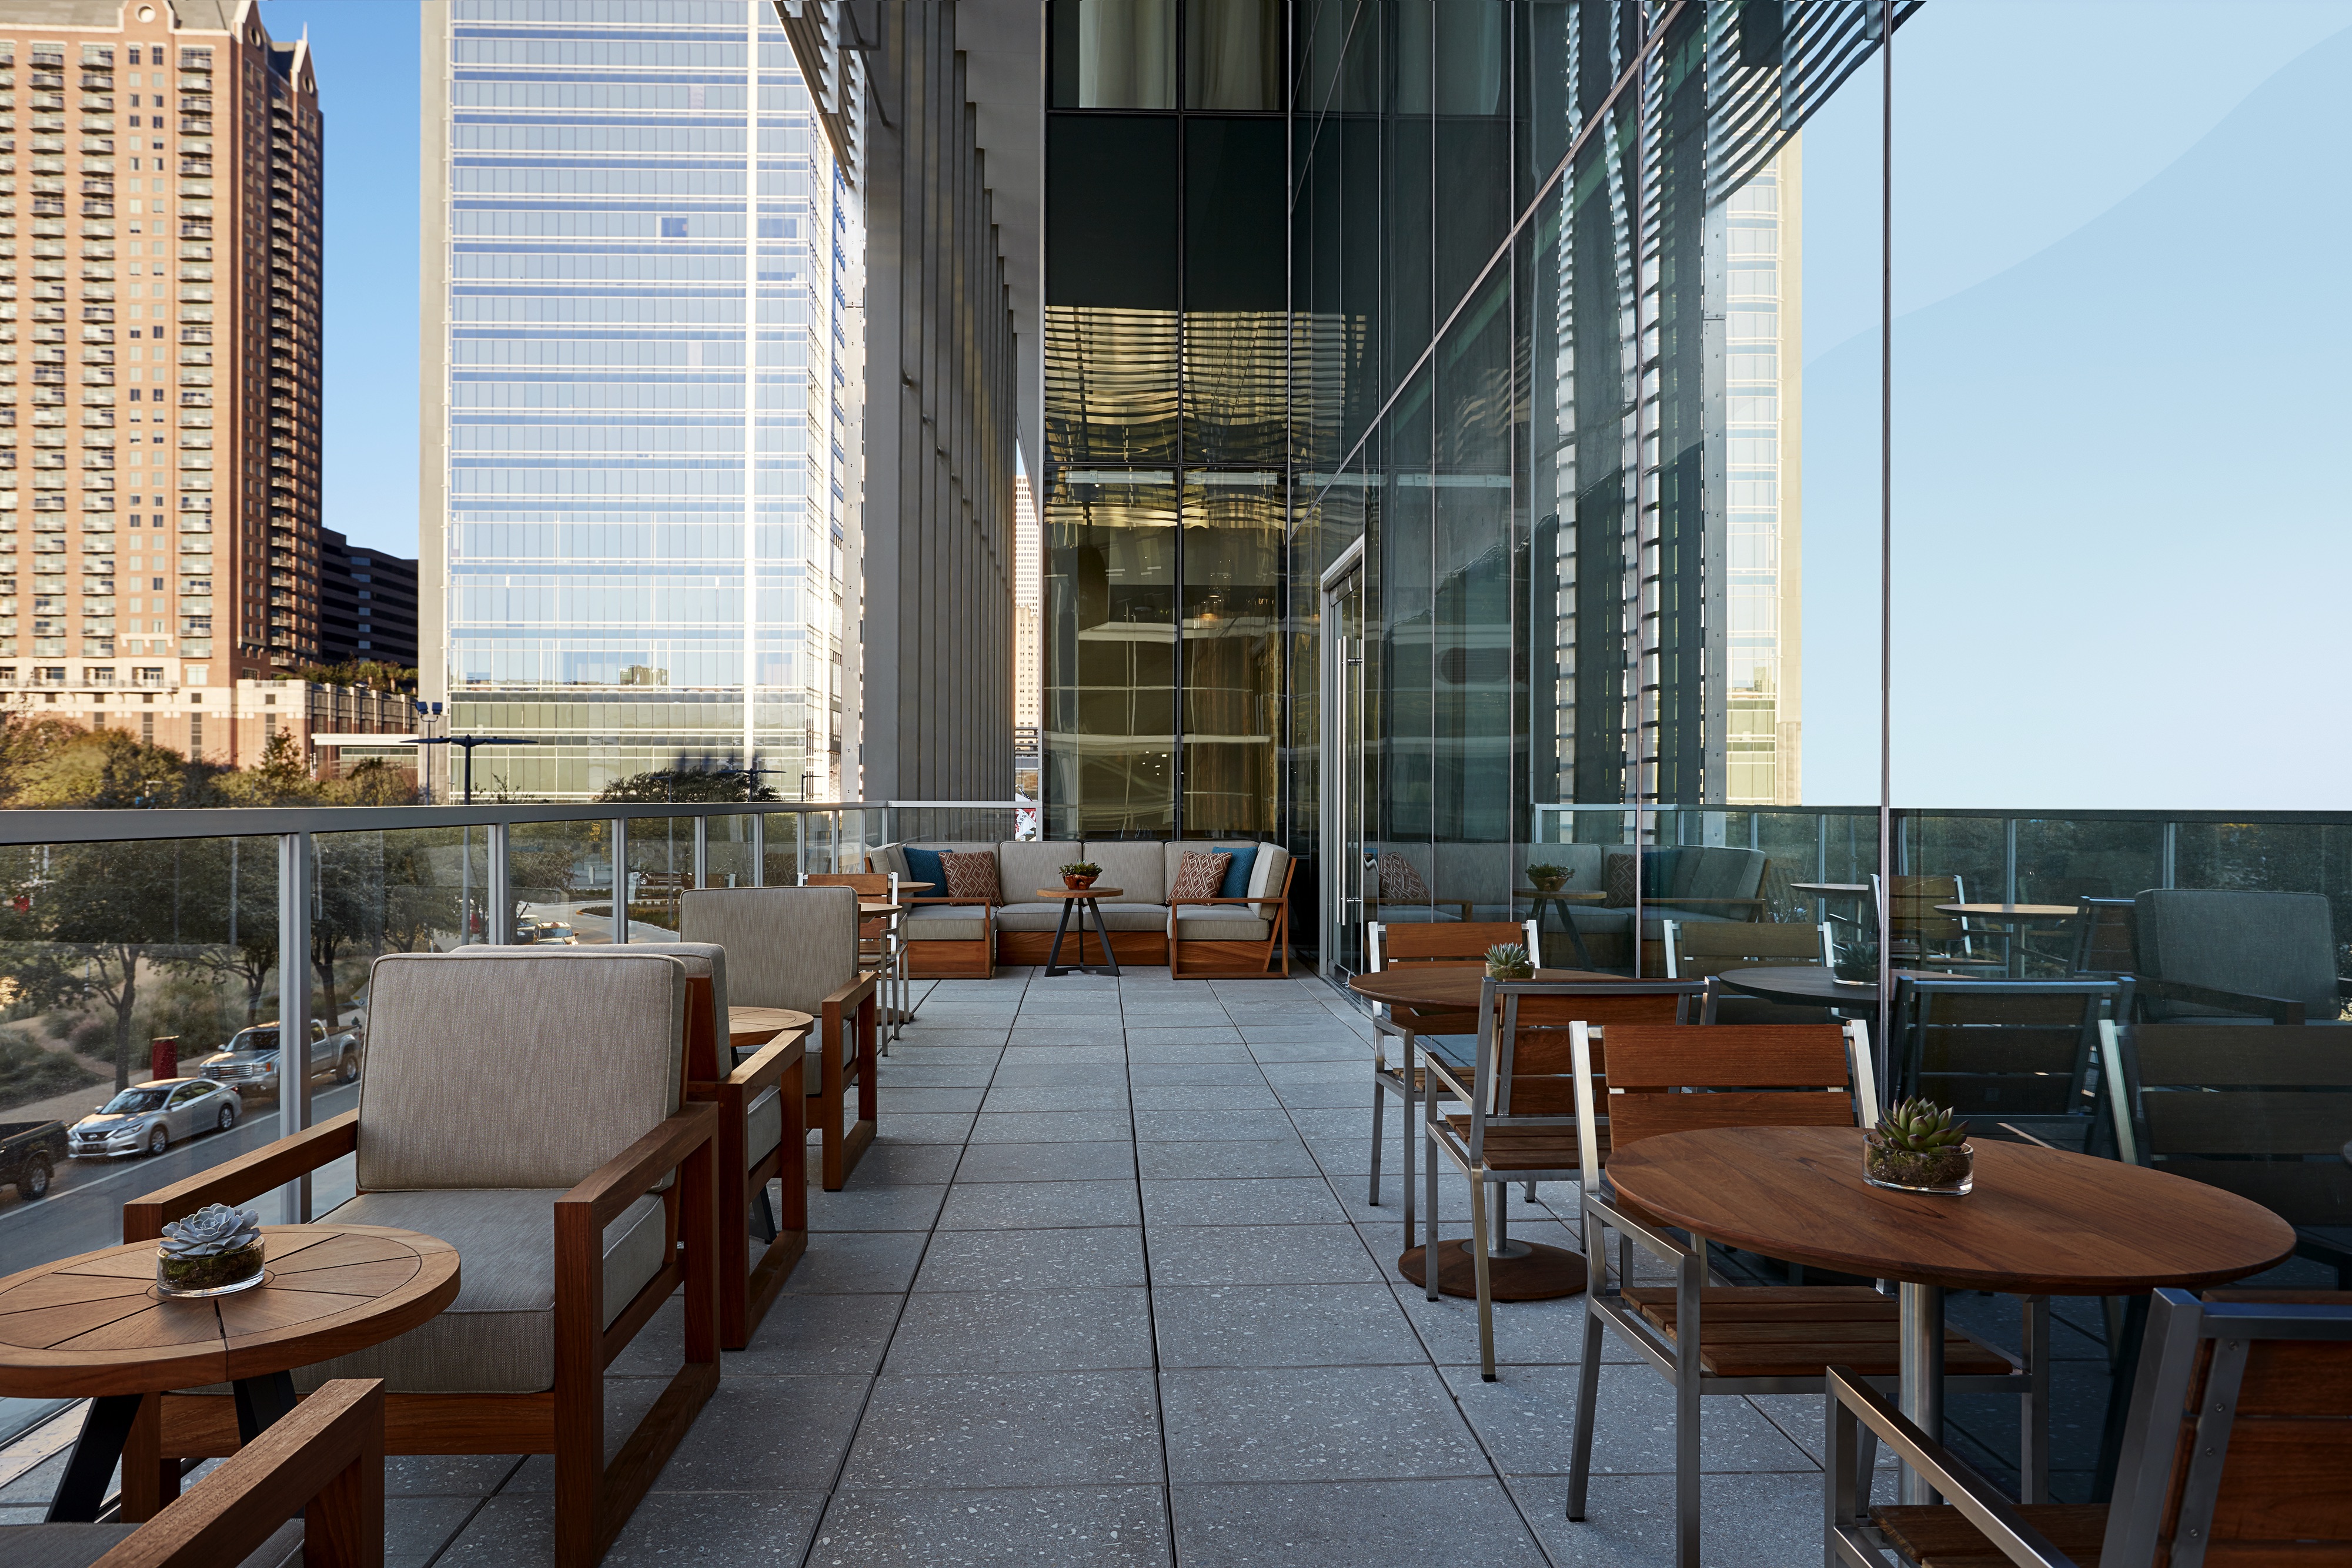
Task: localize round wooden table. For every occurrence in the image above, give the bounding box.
[729,1004,816,1051]
[0,1223,459,1522]
[1034,887,1123,978]
[1348,967,1625,1302]
[1713,962,1955,1009]
[1606,1124,2295,1501]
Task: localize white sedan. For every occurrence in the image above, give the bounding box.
[66,1077,242,1159]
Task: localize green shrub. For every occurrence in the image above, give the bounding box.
[0,1033,102,1112]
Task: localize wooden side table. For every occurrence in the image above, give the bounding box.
[1035,887,1123,977]
[729,1004,816,1054]
[0,1223,458,1522]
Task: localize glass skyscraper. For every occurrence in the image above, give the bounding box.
[421,0,859,800]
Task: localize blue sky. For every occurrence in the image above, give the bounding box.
[1793,0,2352,809]
[262,0,419,558]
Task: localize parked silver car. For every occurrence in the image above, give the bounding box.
[195,1018,363,1098]
[68,1077,240,1159]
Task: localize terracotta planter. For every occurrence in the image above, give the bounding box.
[1062,874,1098,891]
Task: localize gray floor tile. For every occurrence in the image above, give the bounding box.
[999,1043,1128,1064]
[1127,1060,1268,1086]
[1133,1108,1300,1142]
[1510,1470,1829,1568]
[782,1230,929,1295]
[887,1286,1155,1374]
[1155,1283,1426,1368]
[726,1293,902,1376]
[833,1141,965,1188]
[971,1109,1135,1142]
[1136,1138,1319,1180]
[915,1226,1150,1292]
[1272,1081,1378,1109]
[1123,1026,1247,1047]
[882,1044,1007,1064]
[1444,1363,1818,1475]
[1142,1176,1349,1227]
[1255,1059,1368,1085]
[874,1062,1000,1087]
[386,1495,480,1561]
[841,1372,1162,1489]
[812,1483,1172,1568]
[877,1085,990,1114]
[952,1139,1138,1183]
[1125,1041,1257,1064]
[384,1453,524,1497]
[873,1111,977,1144]
[808,1182,948,1232]
[1388,1266,1655,1369]
[1334,1174,1487,1223]
[990,1060,1133,1086]
[1160,1365,1488,1483]
[1246,1039,1368,1063]
[637,1375,870,1490]
[891,1029,1014,1048]
[1130,1084,1283,1111]
[607,1492,831,1564]
[1171,1479,1547,1568]
[983,1084,1133,1112]
[1145,1223,1384,1287]
[939,1177,1142,1229]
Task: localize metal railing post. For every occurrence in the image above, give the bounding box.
[796,811,808,883]
[2003,816,2019,906]
[487,823,512,944]
[2161,820,2177,888]
[278,830,313,1225]
[612,817,630,945]
[692,814,709,890]
[751,811,766,886]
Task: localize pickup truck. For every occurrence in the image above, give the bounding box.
[0,1118,66,1199]
[193,1018,363,1099]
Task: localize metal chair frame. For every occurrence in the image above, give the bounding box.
[1365,917,1541,1250]
[1889,977,2128,1149]
[1568,1015,2049,1568]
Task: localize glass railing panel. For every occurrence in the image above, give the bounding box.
[761,810,804,885]
[704,813,759,891]
[506,818,606,945]
[622,815,692,938]
[2013,815,2164,908]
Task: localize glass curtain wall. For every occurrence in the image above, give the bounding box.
[1043,0,1288,838]
[436,0,857,799]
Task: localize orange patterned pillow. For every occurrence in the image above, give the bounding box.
[939,851,1002,904]
[1171,850,1232,904]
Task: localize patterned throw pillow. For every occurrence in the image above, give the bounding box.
[1171,850,1232,904]
[1602,853,1638,907]
[938,851,1002,905]
[1377,851,1429,901]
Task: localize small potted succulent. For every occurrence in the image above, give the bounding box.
[155,1202,268,1297]
[1863,1098,1974,1196]
[1484,942,1537,981]
[1526,862,1571,893]
[1829,915,1879,985]
[1059,861,1101,891]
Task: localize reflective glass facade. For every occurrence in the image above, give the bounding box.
[425,0,857,800]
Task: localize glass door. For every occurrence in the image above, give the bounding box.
[1322,562,1368,978]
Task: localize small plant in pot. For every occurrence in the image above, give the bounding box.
[1526,862,1570,893]
[156,1202,267,1296]
[1828,914,1879,984]
[1863,1098,1973,1196]
[1059,861,1101,891]
[1484,942,1537,981]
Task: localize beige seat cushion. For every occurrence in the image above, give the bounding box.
[799,1011,863,1095]
[905,906,991,941]
[293,1188,667,1396]
[0,1522,305,1568]
[1172,910,1272,941]
[746,1085,784,1165]
[1080,841,1167,905]
[995,901,1168,933]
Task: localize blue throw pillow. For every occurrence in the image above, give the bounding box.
[901,845,946,894]
[1216,845,1259,898]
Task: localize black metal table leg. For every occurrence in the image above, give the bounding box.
[1044,896,1076,976]
[45,1392,143,1522]
[1085,896,1120,977]
[232,1370,299,1444]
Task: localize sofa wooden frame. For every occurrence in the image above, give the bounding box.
[119,1098,719,1568]
[1168,859,1298,979]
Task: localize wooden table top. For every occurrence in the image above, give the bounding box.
[1714,964,1974,1008]
[1034,887,1122,900]
[1935,903,2077,919]
[859,902,906,916]
[729,1005,816,1047]
[1347,967,1622,1010]
[1605,1125,2296,1295]
[0,1225,459,1399]
[1516,888,1608,902]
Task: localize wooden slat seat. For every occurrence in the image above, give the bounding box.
[1622,1286,2013,1378]
[1442,1114,1586,1169]
[1870,1504,2112,1568]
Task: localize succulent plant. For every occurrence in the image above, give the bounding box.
[1869,1098,1969,1155]
[160,1202,263,1259]
[1484,942,1536,979]
[1058,861,1101,877]
[1526,862,1569,889]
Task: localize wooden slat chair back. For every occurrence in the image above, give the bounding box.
[1880,873,1967,950]
[1663,918,1832,979]
[1363,918,1542,1251]
[2068,896,2136,978]
[1829,1289,2352,1568]
[2104,1021,2352,1282]
[1585,1022,1873,1162]
[1893,979,2124,1146]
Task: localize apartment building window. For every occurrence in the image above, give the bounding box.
[139,712,152,744]
[188,710,201,755]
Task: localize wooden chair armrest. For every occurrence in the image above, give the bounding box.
[110,1376,384,1568]
[1168,894,1281,908]
[558,1102,718,1230]
[908,895,994,908]
[2139,976,2307,1024]
[1824,1366,2073,1568]
[822,969,880,1013]
[123,1111,360,1242]
[712,1031,804,1099]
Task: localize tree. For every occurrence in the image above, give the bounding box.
[36,837,186,1090]
[286,660,418,693]
[323,757,419,807]
[595,766,779,804]
[216,731,319,807]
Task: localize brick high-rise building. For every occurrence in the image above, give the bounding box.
[0,0,322,705]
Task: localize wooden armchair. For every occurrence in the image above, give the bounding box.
[120,952,718,1568]
[1826,1289,2352,1568]
[681,886,880,1189]
[0,1377,384,1568]
[450,942,807,1350]
[806,871,908,1042]
[1168,849,1297,979]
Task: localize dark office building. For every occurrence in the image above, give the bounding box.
[317,526,418,670]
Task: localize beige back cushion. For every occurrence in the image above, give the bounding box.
[998,840,1080,901]
[358,952,685,1191]
[447,942,729,1035]
[680,885,858,1011]
[1082,841,1167,905]
[1247,844,1291,900]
